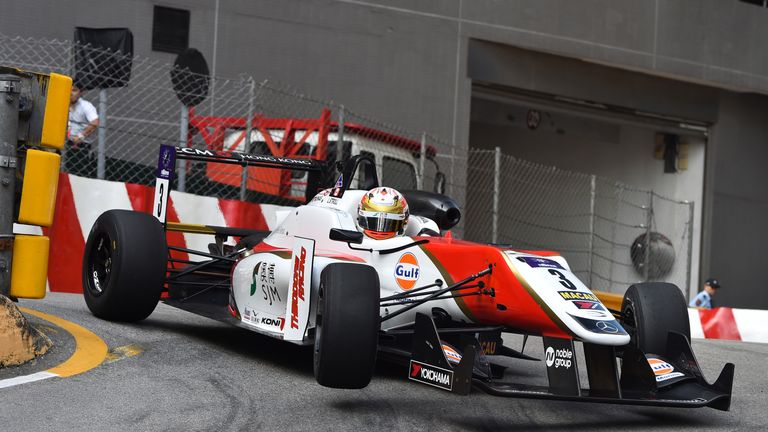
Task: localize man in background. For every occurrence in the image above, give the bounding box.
[65,84,99,177]
[689,278,721,309]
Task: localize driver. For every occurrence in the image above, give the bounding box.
[357,187,409,240]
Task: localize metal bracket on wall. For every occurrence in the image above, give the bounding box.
[0,79,19,94]
[0,156,17,168]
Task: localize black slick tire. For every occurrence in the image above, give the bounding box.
[82,210,167,322]
[313,263,380,389]
[620,282,691,356]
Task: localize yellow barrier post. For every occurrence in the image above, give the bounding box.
[0,66,71,299]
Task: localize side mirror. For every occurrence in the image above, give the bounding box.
[329,228,364,244]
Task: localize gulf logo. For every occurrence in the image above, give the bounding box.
[647,358,674,376]
[441,343,462,365]
[395,252,420,290]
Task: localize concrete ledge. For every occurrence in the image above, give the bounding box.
[0,295,52,367]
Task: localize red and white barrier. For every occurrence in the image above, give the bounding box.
[689,307,768,343]
[16,173,291,293]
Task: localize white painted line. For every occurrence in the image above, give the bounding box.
[0,371,58,390]
[732,308,768,344]
[689,308,704,339]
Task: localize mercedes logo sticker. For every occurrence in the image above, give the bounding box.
[596,320,618,334]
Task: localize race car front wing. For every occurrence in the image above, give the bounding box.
[407,313,734,411]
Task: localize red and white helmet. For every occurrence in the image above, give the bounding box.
[357,187,409,240]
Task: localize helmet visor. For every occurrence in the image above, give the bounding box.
[358,210,406,234]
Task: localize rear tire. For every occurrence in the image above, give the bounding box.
[82,210,167,322]
[314,263,380,389]
[620,282,690,356]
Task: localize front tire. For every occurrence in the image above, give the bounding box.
[314,263,380,389]
[83,210,167,322]
[620,282,690,356]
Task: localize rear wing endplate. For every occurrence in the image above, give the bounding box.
[151,144,322,224]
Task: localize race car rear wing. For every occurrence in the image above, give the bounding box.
[152,144,322,224]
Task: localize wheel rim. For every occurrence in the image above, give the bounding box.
[88,233,113,297]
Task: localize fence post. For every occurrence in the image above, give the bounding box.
[240,78,255,201]
[336,105,345,165]
[685,200,695,303]
[643,191,654,281]
[587,174,596,287]
[608,183,621,292]
[97,88,108,179]
[0,74,20,296]
[419,132,426,190]
[177,105,188,192]
[492,146,501,244]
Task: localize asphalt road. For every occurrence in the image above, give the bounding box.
[1,292,765,431]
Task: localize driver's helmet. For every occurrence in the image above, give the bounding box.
[357,187,409,240]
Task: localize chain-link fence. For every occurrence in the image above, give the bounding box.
[466,148,694,297]
[1,33,694,296]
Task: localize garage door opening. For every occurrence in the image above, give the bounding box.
[465,84,707,298]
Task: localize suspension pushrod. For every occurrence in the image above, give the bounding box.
[167,246,238,262]
[380,266,492,323]
[166,247,242,280]
[380,281,443,301]
[380,290,485,308]
[165,280,231,287]
[379,283,483,304]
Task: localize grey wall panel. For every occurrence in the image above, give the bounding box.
[461,0,655,53]
[213,0,459,136]
[656,0,768,78]
[707,194,768,309]
[705,91,768,309]
[467,40,720,123]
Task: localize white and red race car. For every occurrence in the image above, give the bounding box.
[81,145,733,409]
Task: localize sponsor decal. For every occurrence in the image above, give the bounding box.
[558,291,599,302]
[516,256,564,270]
[408,360,453,391]
[290,247,307,329]
[595,320,619,334]
[441,343,462,365]
[260,316,284,330]
[92,270,101,292]
[243,307,255,323]
[395,252,420,290]
[330,174,344,198]
[545,346,573,369]
[648,358,685,382]
[480,341,497,355]
[251,261,280,305]
[572,300,605,310]
[178,147,214,156]
[584,310,609,318]
[570,315,628,335]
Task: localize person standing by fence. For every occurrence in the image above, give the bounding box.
[689,278,721,309]
[65,84,99,177]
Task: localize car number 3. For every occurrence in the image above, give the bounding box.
[548,269,577,290]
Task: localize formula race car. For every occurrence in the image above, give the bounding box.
[82,145,734,410]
